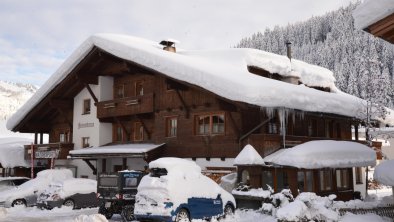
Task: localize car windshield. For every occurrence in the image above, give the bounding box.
[150,168,168,177]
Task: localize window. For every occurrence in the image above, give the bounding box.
[268,119,278,134]
[319,169,333,191]
[308,119,317,137]
[83,99,91,115]
[297,171,313,192]
[134,122,144,141]
[82,137,90,148]
[262,170,273,189]
[135,81,144,96]
[241,170,250,185]
[115,84,125,98]
[124,178,138,187]
[276,171,289,191]
[195,113,225,135]
[355,167,363,184]
[59,133,65,143]
[166,117,177,137]
[336,169,351,189]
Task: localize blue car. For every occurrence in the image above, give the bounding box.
[134,158,236,222]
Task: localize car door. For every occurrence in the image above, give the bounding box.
[187,195,222,219]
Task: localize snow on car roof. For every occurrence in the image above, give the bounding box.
[374,160,394,186]
[234,144,265,166]
[149,157,201,174]
[264,140,376,169]
[8,34,394,131]
[353,0,394,29]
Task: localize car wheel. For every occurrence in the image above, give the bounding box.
[63,199,75,209]
[223,204,234,217]
[121,205,135,221]
[175,208,190,222]
[98,205,113,219]
[11,199,26,207]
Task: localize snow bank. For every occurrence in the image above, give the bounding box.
[8,33,394,132]
[353,0,394,30]
[0,137,31,168]
[374,160,394,186]
[232,188,271,198]
[264,140,376,169]
[276,200,308,221]
[73,214,108,222]
[340,212,391,222]
[0,208,7,219]
[220,172,237,193]
[234,144,265,166]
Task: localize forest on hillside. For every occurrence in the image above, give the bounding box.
[236,3,394,108]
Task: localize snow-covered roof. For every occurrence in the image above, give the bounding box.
[264,140,376,169]
[353,0,394,30]
[374,160,394,186]
[0,137,31,168]
[6,34,394,130]
[149,157,201,174]
[234,144,265,166]
[68,143,164,158]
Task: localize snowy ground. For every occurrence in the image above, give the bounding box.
[0,206,391,222]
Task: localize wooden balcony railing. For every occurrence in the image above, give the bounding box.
[97,93,154,119]
[24,143,74,160]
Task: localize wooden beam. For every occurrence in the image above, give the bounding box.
[228,112,240,139]
[49,99,73,109]
[115,118,130,141]
[84,83,99,105]
[83,159,97,175]
[49,101,73,129]
[98,61,130,76]
[175,89,190,118]
[135,116,151,140]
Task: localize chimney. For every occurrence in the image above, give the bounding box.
[285,41,292,60]
[160,39,179,53]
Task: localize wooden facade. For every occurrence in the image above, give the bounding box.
[11,46,375,200]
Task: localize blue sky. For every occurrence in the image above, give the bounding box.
[0,0,356,87]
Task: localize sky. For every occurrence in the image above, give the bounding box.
[0,0,357,87]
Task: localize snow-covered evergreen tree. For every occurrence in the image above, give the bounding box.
[236,2,394,109]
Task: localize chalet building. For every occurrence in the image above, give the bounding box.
[7,34,393,200]
[353,0,394,44]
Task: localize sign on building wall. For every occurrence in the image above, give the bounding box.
[35,150,60,159]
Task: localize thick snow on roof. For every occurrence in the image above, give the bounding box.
[374,160,394,186]
[0,137,31,168]
[264,140,376,169]
[234,144,265,166]
[7,34,394,130]
[69,143,164,155]
[149,157,201,174]
[353,0,394,29]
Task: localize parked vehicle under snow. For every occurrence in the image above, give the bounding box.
[37,178,98,209]
[0,169,73,208]
[134,157,236,222]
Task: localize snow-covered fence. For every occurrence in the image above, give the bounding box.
[338,204,394,218]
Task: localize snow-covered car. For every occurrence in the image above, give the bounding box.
[0,169,73,208]
[0,177,29,192]
[134,158,236,222]
[37,178,98,209]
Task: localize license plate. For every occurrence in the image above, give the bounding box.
[105,202,111,208]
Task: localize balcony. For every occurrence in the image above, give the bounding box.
[97,93,154,119]
[24,143,74,160]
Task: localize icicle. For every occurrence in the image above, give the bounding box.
[263,107,276,119]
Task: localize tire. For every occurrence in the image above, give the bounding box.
[98,205,113,219]
[121,205,135,221]
[63,199,75,209]
[223,204,234,217]
[175,208,190,222]
[11,199,26,207]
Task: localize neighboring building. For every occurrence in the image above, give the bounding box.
[6,34,393,200]
[353,0,394,44]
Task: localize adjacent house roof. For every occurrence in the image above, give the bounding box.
[353,0,394,43]
[68,143,165,159]
[264,140,376,169]
[234,144,265,166]
[7,34,394,131]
